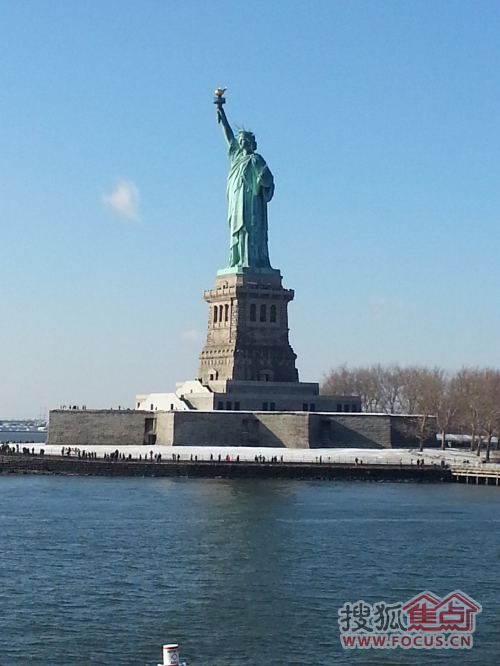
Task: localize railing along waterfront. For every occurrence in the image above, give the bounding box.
[450,465,500,486]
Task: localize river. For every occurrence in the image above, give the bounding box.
[0,477,498,665]
[0,431,47,444]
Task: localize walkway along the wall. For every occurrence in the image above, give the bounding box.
[0,454,454,482]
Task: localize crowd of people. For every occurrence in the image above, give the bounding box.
[0,443,43,455]
[0,443,458,469]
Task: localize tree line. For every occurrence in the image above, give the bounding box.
[321,365,500,460]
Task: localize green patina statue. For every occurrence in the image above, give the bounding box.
[214,89,277,274]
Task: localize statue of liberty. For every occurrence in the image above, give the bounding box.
[215,89,276,273]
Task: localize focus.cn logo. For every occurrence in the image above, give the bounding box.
[338,590,482,650]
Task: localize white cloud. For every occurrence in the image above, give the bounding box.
[102,179,140,221]
[369,296,417,324]
[182,329,202,344]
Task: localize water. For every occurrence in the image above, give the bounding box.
[0,477,498,665]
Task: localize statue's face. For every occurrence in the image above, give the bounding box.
[238,133,256,153]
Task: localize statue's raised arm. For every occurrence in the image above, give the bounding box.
[217,106,234,146]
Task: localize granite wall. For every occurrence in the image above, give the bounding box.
[47,410,154,449]
[48,410,425,449]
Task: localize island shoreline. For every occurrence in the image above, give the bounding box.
[0,454,455,482]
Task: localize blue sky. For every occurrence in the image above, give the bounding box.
[1,0,499,418]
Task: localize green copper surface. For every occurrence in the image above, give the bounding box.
[215,94,277,273]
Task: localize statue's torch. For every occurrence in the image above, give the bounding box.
[214,87,227,122]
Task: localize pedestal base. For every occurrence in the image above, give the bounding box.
[196,270,298,384]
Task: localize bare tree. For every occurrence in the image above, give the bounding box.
[321,364,357,398]
[322,364,500,458]
[453,368,482,451]
[436,373,460,451]
[476,369,500,462]
[399,366,424,415]
[321,365,379,411]
[355,366,383,412]
[401,368,441,452]
[322,364,408,413]
[374,364,406,413]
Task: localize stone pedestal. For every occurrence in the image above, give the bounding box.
[196,270,299,384]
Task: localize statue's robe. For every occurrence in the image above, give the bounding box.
[226,138,274,269]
